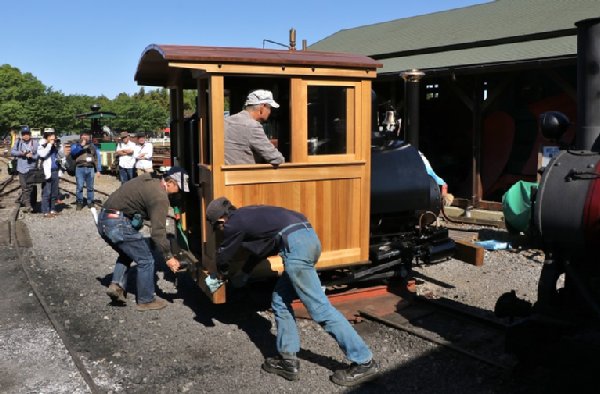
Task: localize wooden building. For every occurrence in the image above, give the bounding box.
[310,0,599,206]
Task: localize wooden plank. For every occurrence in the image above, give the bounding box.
[169,62,378,79]
[448,229,479,243]
[290,78,306,162]
[196,270,227,304]
[264,248,365,274]
[223,163,364,185]
[475,200,503,211]
[454,239,485,266]
[359,80,372,262]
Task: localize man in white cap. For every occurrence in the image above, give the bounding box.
[224,89,285,165]
[98,167,188,311]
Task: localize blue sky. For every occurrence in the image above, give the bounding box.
[2,0,490,98]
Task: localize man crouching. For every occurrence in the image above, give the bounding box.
[206,197,379,386]
[98,168,187,311]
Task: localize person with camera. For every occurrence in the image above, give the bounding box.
[10,126,39,213]
[98,168,188,311]
[37,129,64,218]
[70,130,101,210]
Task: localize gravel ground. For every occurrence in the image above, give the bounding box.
[3,173,557,393]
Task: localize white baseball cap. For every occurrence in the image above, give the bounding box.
[244,89,280,108]
[164,167,189,192]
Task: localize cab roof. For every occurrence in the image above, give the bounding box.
[135,44,382,87]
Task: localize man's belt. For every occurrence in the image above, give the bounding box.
[278,222,312,252]
[100,208,126,219]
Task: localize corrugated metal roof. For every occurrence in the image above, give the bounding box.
[379,35,576,74]
[309,0,600,74]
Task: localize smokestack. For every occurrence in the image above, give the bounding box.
[576,17,600,152]
[289,28,297,51]
[401,69,425,149]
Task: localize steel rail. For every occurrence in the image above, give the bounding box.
[0,168,102,393]
[12,224,102,393]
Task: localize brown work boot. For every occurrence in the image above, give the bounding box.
[106,283,127,304]
[136,298,167,311]
[330,360,379,386]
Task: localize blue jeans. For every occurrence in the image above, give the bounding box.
[75,167,95,205]
[97,213,156,304]
[41,169,59,213]
[272,225,372,364]
[119,167,136,184]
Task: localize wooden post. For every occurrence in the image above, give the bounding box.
[472,78,483,206]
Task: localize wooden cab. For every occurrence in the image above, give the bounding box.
[135,45,381,301]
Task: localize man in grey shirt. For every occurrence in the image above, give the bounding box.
[225,89,285,165]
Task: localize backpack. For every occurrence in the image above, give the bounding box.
[65,154,76,176]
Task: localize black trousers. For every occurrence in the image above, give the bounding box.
[18,173,38,208]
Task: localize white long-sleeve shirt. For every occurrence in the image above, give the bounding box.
[134,142,153,169]
[116,141,137,169]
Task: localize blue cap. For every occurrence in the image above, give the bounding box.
[21,126,31,134]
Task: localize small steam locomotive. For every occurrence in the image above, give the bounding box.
[134,38,454,302]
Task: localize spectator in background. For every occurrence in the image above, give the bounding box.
[133,133,153,175]
[10,126,39,213]
[70,130,101,210]
[115,131,136,183]
[37,129,64,218]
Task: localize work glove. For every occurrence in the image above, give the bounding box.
[205,274,224,293]
[230,271,250,288]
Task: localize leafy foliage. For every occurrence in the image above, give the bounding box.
[0,64,174,137]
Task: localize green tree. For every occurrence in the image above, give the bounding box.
[0,64,172,137]
[0,64,46,132]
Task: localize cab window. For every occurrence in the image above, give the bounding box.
[307,85,355,156]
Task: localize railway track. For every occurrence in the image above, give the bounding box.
[293,282,515,371]
[0,155,114,210]
[361,294,513,370]
[0,157,21,209]
[2,154,518,389]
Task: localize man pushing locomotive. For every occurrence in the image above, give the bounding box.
[98,168,187,311]
[203,197,379,387]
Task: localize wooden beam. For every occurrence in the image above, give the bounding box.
[169,62,378,79]
[472,78,483,204]
[454,239,485,266]
[197,270,227,304]
[449,80,473,112]
[481,74,513,112]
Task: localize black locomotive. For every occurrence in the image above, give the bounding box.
[495,17,600,388]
